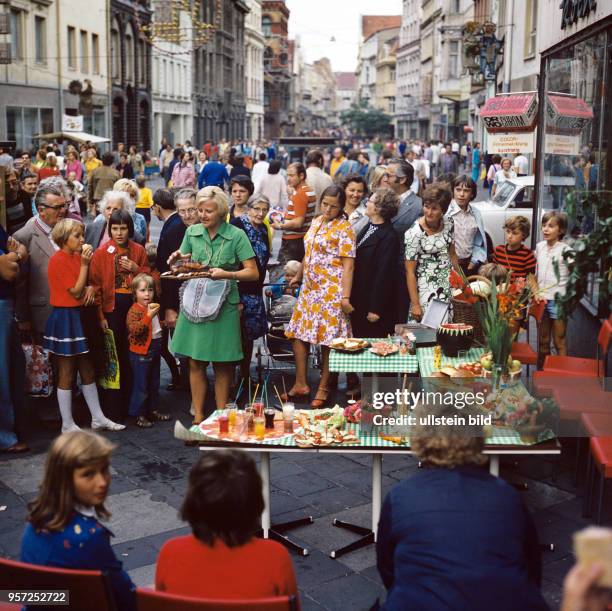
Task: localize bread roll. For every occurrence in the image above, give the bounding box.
[574,526,612,587]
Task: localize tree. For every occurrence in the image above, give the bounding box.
[340,100,393,137]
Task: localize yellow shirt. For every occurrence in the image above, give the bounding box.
[329,157,345,178]
[85,158,102,177]
[136,187,154,209]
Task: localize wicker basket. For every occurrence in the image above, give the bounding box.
[451,275,491,347]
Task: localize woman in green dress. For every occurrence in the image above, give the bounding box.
[168,186,258,423]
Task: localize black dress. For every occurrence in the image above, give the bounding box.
[350,220,400,338]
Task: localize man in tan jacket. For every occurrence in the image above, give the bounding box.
[88,152,120,211]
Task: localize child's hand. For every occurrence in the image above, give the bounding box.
[119,256,138,273]
[83,286,96,306]
[100,318,109,331]
[6,236,20,253]
[147,303,160,318]
[81,244,93,265]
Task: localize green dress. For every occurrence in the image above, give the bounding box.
[171,222,256,362]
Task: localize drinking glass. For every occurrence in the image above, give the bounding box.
[254,416,265,440]
[457,350,468,363]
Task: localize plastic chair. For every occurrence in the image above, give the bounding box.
[543,319,612,383]
[136,588,298,611]
[584,436,612,524]
[0,557,117,611]
[511,302,545,373]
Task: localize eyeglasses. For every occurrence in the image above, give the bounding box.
[178,208,197,216]
[42,203,68,211]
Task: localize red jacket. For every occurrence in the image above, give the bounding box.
[126,302,153,355]
[89,240,149,317]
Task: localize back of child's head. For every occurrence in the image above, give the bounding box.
[478,262,508,285]
[132,272,154,294]
[541,210,567,238]
[284,260,301,278]
[51,218,84,249]
[27,431,115,531]
[135,175,146,188]
[503,215,531,240]
[145,242,157,267]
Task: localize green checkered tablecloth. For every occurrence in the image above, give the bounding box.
[329,339,419,374]
[418,346,485,377]
[183,410,554,447]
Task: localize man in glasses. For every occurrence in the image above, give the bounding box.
[13,177,69,340]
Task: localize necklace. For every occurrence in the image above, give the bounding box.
[199,230,227,268]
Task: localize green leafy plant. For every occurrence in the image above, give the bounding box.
[554,190,612,320]
[340,100,393,137]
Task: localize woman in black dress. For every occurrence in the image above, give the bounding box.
[350,187,400,338]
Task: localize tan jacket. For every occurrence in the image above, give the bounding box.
[88,165,120,203]
[13,217,56,334]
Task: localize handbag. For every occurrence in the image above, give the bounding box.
[22,343,53,398]
[179,277,231,323]
[99,329,120,390]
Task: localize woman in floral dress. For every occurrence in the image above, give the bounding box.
[284,185,356,407]
[405,184,460,321]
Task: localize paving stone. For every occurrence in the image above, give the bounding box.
[306,571,384,611]
[106,489,185,545]
[335,545,376,573]
[297,594,328,611]
[328,469,397,498]
[521,478,575,511]
[127,563,156,588]
[113,539,159,571]
[270,490,313,517]
[543,555,576,586]
[541,578,564,610]
[360,565,385,589]
[292,550,352,588]
[0,454,46,495]
[298,487,370,516]
[274,471,337,498]
[299,455,367,479]
[269,458,308,479]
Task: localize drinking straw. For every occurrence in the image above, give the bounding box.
[234,378,244,403]
[249,377,252,404]
[252,383,260,403]
[274,385,284,406]
[282,376,287,398]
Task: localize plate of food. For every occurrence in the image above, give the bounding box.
[330,338,370,352]
[294,406,360,447]
[369,341,399,357]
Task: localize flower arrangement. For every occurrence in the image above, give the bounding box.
[449,269,479,304]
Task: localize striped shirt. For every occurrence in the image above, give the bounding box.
[283,184,317,240]
[493,244,536,279]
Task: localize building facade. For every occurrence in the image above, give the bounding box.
[335,72,357,123]
[375,35,398,116]
[1,0,110,150]
[262,0,291,138]
[245,0,264,142]
[192,0,248,145]
[151,1,193,149]
[109,0,152,149]
[395,0,421,139]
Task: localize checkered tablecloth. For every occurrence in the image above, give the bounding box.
[185,410,555,447]
[417,346,485,377]
[329,339,419,374]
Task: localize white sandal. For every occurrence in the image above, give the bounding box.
[91,419,126,432]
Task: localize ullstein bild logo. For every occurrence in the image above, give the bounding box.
[560,0,597,30]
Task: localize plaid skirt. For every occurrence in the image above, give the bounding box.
[43,307,89,356]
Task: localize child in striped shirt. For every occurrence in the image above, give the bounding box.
[493,216,537,280]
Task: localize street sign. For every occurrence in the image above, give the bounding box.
[488,131,536,154]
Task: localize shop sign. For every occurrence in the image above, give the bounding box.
[545,94,593,133]
[489,132,535,154]
[62,114,84,132]
[560,0,598,30]
[544,133,581,156]
[481,94,538,132]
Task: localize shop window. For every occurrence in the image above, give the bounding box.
[10,9,23,62]
[92,34,100,74]
[524,0,537,58]
[67,27,76,69]
[80,30,88,73]
[35,17,46,64]
[6,106,54,150]
[539,29,607,312]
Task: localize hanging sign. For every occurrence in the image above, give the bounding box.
[62,114,84,132]
[545,95,593,134]
[488,131,536,154]
[481,94,538,133]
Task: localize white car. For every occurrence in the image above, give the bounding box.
[471,176,536,248]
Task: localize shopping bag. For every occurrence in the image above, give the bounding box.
[480,166,486,181]
[22,343,54,398]
[99,329,120,390]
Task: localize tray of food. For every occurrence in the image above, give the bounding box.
[294,407,360,447]
[161,262,211,280]
[330,338,370,352]
[369,341,399,357]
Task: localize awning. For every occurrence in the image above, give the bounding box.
[33,131,110,144]
[481,93,538,132]
[545,95,593,134]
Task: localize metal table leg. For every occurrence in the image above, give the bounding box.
[258,452,313,556]
[489,455,500,477]
[331,453,382,558]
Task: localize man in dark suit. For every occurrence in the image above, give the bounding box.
[386,159,423,323]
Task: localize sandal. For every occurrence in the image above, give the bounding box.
[311,387,330,409]
[2,442,29,454]
[280,388,310,403]
[150,410,171,422]
[135,416,153,428]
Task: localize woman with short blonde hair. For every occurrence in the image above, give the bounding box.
[21,431,135,610]
[376,402,547,610]
[196,186,230,218]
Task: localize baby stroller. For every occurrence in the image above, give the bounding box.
[255,284,321,381]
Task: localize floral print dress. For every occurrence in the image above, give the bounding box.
[404,218,454,310]
[285,216,356,346]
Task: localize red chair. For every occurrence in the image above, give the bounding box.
[511,303,545,374]
[0,557,117,611]
[583,436,612,524]
[543,319,612,381]
[136,588,298,611]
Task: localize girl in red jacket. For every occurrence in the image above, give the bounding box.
[44,219,124,433]
[126,273,170,428]
[90,209,149,418]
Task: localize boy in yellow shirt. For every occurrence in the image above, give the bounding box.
[136,175,153,226]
